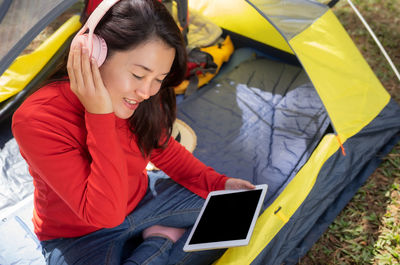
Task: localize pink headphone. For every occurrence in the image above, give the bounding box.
[72,0,120,67]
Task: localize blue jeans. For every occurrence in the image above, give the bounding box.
[41,177,225,265]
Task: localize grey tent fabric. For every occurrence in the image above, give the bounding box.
[0,0,12,23]
[246,0,328,40]
[0,0,78,75]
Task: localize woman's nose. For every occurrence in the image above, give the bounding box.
[136,82,151,100]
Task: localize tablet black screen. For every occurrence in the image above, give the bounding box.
[188,189,262,244]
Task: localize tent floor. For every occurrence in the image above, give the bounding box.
[177,49,330,209]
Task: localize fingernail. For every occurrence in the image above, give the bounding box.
[91,57,98,66]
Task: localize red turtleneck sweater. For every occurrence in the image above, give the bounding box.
[12,81,228,241]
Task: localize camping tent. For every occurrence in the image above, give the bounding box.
[0,0,399,264]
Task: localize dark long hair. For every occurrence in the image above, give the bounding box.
[57,0,187,157]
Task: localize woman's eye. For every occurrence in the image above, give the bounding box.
[156,79,163,84]
[132,74,143,80]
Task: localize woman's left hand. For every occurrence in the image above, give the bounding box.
[225,178,256,190]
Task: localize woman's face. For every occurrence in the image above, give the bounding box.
[99,39,176,119]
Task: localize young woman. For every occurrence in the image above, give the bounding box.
[12,0,254,264]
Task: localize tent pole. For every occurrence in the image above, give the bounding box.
[346,0,400,83]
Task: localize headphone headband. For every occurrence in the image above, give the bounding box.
[85,0,120,32]
[75,0,120,58]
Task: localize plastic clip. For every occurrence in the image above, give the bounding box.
[274,206,289,223]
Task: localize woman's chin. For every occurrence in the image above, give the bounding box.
[114,109,135,120]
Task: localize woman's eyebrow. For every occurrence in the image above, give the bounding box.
[134,64,169,75]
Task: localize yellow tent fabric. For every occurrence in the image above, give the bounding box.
[188,0,292,55]
[214,134,340,264]
[0,15,81,103]
[290,10,390,142]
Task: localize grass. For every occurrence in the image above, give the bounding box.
[299,0,400,264]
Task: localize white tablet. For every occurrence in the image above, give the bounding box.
[183,184,268,252]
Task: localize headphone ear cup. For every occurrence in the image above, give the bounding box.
[91,34,108,67]
[71,34,87,50]
[71,34,108,67]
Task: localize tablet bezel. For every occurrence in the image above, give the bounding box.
[183,184,268,252]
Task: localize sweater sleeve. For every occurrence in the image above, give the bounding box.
[150,137,229,198]
[12,111,128,228]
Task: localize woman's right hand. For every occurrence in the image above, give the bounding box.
[67,43,113,114]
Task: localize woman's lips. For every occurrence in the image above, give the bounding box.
[123,98,139,110]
